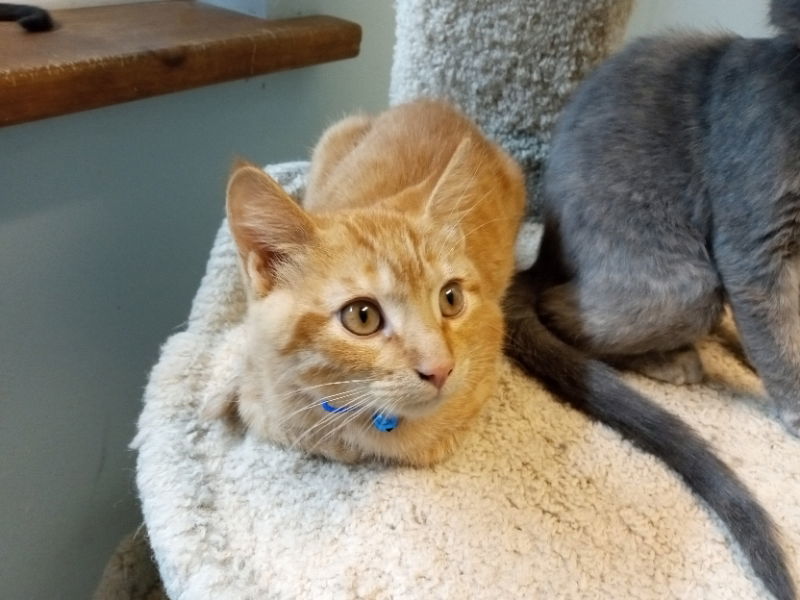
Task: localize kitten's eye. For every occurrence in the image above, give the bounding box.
[340,300,383,335]
[439,281,464,317]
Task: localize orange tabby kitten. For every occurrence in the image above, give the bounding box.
[216,100,524,466]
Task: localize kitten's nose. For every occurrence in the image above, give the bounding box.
[416,360,454,391]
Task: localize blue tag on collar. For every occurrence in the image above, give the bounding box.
[372,412,399,432]
[320,401,399,432]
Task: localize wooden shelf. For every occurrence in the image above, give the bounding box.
[0,1,362,126]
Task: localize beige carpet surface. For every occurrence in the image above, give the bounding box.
[132,163,799,600]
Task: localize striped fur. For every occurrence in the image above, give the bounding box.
[219,100,525,465]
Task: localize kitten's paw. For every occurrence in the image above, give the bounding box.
[624,347,705,385]
[779,407,800,437]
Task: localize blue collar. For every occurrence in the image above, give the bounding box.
[320,400,399,432]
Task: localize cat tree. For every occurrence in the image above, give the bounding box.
[116,1,800,598]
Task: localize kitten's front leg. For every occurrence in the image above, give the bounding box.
[720,255,800,435]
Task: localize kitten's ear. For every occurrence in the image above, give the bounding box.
[227,162,316,296]
[426,137,475,221]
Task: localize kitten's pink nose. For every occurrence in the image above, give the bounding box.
[416,360,454,390]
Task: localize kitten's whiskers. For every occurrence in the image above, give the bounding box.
[273,377,378,400]
[300,392,375,452]
[273,387,369,430]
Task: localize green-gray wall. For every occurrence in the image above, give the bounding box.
[0,3,393,598]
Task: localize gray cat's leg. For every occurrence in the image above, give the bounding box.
[611,346,705,385]
[539,271,722,383]
[719,256,800,435]
[711,308,755,370]
[539,277,721,354]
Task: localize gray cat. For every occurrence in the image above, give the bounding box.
[506,1,800,599]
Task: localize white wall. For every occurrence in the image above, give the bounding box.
[0,3,394,599]
[627,0,776,39]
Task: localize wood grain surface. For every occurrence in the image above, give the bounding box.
[0,1,362,126]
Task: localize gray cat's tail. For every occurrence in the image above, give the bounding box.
[771,0,800,42]
[504,270,797,600]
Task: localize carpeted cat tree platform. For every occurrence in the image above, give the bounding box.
[123,1,800,599]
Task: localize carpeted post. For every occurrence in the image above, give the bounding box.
[390,0,633,215]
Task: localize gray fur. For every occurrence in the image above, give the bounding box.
[506,2,800,598]
[538,15,800,433]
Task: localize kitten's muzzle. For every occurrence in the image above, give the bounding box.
[415,361,454,391]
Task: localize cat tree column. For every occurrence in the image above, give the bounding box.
[390,0,633,214]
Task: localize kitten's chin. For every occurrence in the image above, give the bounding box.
[392,392,448,419]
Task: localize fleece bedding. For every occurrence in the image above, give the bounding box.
[134,163,799,600]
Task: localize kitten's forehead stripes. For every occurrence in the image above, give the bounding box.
[341,219,379,254]
[342,216,442,292]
